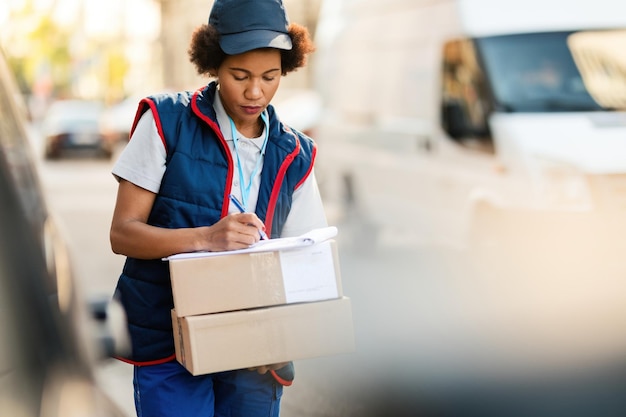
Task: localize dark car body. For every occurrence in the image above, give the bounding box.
[0,48,127,416]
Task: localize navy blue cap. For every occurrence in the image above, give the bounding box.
[209,0,293,55]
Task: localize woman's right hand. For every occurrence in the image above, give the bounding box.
[199,212,265,251]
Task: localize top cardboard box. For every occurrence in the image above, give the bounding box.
[169,239,342,317]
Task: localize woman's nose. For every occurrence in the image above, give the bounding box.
[245,80,262,99]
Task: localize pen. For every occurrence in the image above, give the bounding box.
[229,194,269,240]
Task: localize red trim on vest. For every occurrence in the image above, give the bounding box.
[114,353,177,367]
[129,101,145,136]
[295,141,316,190]
[190,88,234,218]
[265,133,301,234]
[270,369,294,386]
[131,98,168,153]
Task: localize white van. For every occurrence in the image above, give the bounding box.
[312,0,626,249]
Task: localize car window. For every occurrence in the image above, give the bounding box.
[0,49,47,241]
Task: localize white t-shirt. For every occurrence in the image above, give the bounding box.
[111,93,327,237]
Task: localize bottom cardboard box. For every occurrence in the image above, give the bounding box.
[172,297,355,376]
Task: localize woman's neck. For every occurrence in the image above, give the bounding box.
[235,118,263,139]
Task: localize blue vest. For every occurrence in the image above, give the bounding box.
[115,82,316,364]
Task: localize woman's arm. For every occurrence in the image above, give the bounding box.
[110,179,266,259]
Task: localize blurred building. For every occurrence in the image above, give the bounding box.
[158,0,322,91]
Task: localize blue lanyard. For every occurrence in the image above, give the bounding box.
[229,111,269,211]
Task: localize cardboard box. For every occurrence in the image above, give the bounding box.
[169,240,342,317]
[172,297,355,376]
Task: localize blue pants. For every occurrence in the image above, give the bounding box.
[133,361,283,417]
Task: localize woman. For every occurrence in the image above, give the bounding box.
[109,1,326,416]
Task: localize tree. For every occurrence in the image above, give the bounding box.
[3,2,72,98]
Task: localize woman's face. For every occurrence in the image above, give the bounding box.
[217,48,282,132]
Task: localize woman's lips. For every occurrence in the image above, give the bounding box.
[241,106,262,115]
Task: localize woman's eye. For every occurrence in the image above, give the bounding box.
[263,77,276,82]
[234,76,246,81]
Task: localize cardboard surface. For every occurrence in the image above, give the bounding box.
[169,240,342,317]
[172,297,355,376]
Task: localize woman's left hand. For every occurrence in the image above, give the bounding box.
[248,362,289,374]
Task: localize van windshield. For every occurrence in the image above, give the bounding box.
[476,30,626,112]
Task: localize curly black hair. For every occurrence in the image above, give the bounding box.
[188,23,316,77]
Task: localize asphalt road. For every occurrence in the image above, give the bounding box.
[38,155,626,417]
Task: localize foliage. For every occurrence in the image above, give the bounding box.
[2,0,129,101]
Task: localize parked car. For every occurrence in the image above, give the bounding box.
[0,47,128,415]
[99,90,172,159]
[100,95,142,158]
[42,99,110,159]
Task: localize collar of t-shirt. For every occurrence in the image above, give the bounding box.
[213,91,267,151]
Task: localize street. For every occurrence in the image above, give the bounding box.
[6,0,626,414]
[38,156,626,417]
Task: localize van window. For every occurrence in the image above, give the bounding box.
[476,31,607,112]
[441,39,493,153]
